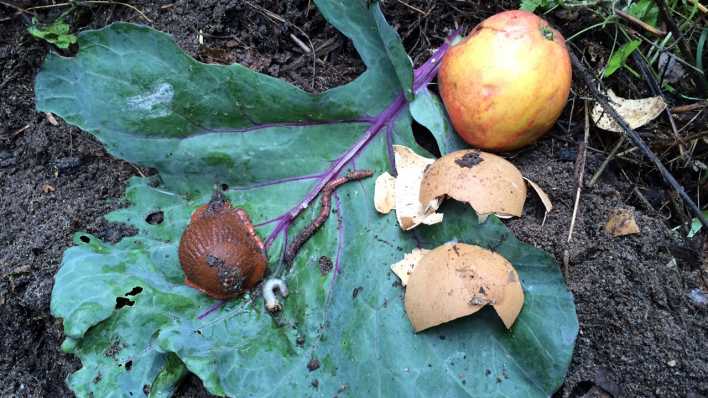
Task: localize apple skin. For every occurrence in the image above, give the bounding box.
[438,10,571,151]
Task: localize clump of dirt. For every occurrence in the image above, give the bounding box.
[1,1,706,397]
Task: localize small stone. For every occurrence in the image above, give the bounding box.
[667,360,677,367]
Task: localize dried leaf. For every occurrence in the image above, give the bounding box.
[592,89,666,132]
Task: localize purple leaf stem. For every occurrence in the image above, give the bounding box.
[197,300,226,320]
[264,30,460,253]
[230,172,324,192]
[385,121,397,176]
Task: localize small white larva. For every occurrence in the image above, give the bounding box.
[263,278,288,312]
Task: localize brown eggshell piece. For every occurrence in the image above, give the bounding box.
[419,150,527,219]
[179,202,267,299]
[404,243,524,332]
[605,208,640,237]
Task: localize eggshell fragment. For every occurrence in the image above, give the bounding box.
[390,248,430,287]
[419,150,527,220]
[592,90,666,132]
[374,172,396,214]
[524,177,553,222]
[394,145,444,230]
[373,145,443,230]
[605,208,640,237]
[404,243,524,332]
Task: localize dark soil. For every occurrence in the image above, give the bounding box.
[1,1,706,397]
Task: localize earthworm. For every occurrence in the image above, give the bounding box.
[283,170,373,265]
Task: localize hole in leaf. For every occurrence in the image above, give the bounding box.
[568,380,594,397]
[79,235,91,243]
[145,211,164,225]
[411,119,441,158]
[115,297,135,309]
[221,183,229,191]
[125,286,143,296]
[124,360,133,371]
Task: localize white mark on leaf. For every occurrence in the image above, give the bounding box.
[127,82,174,117]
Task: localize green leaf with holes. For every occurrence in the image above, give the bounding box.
[38,1,578,396]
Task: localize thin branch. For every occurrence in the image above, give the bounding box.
[588,135,626,187]
[568,100,590,243]
[631,52,688,159]
[570,51,708,230]
[615,9,667,37]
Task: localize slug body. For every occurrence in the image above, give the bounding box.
[178,194,267,299]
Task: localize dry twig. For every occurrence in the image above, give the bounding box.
[615,9,667,37]
[568,100,590,243]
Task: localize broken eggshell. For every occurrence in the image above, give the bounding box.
[373,145,443,230]
[419,150,527,222]
[404,243,524,332]
[390,248,430,287]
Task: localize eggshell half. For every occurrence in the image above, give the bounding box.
[419,150,527,220]
[404,243,524,332]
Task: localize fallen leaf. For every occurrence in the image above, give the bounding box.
[419,150,527,221]
[605,208,640,237]
[592,89,666,132]
[390,248,430,287]
[404,243,524,332]
[42,183,56,193]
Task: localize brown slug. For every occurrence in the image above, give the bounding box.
[178,192,267,299]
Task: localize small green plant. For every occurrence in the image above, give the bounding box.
[28,17,77,49]
[604,39,641,77]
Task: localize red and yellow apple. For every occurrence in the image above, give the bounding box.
[438,10,571,151]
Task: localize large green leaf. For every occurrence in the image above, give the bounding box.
[38,1,578,396]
